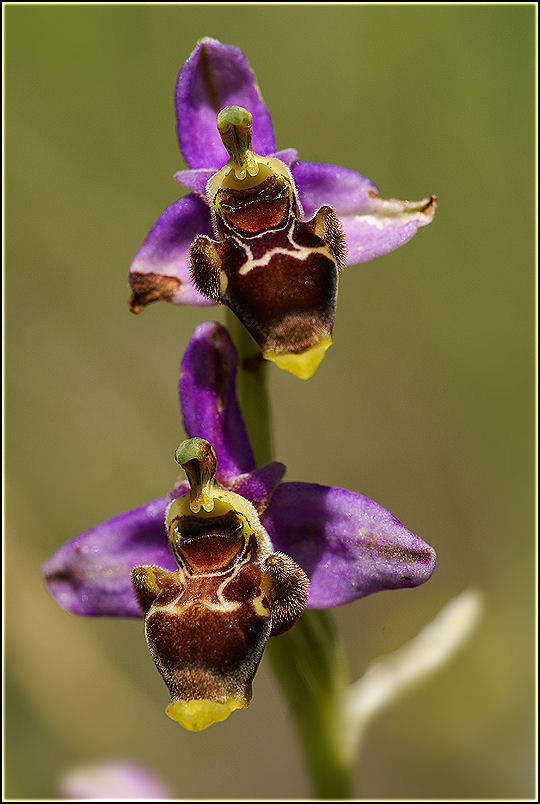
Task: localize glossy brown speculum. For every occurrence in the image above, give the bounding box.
[169,510,247,573]
[214,174,292,234]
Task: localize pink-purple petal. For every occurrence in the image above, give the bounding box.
[292,161,436,266]
[229,462,287,516]
[272,148,298,168]
[168,479,192,503]
[174,167,216,198]
[59,762,172,800]
[129,194,216,307]
[262,482,436,609]
[175,37,275,170]
[42,497,173,618]
[179,321,256,484]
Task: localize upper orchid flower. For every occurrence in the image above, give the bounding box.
[43,322,436,731]
[128,38,436,378]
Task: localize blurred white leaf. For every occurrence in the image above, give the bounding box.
[345,588,483,757]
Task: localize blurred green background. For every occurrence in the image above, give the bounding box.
[5,4,535,800]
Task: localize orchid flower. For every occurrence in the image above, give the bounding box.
[43,322,436,731]
[128,38,436,378]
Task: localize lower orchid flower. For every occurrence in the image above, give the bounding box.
[128,38,436,378]
[43,322,436,731]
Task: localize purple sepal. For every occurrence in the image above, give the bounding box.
[179,321,256,483]
[292,160,377,218]
[292,161,436,266]
[42,497,173,618]
[229,462,287,515]
[263,482,436,609]
[175,37,276,170]
[129,194,216,306]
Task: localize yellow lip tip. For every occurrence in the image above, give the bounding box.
[263,337,332,379]
[166,698,248,732]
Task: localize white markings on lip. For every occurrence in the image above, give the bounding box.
[236,225,330,276]
[153,595,241,615]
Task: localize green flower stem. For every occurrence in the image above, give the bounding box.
[268,610,353,799]
[225,311,272,467]
[225,310,354,799]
